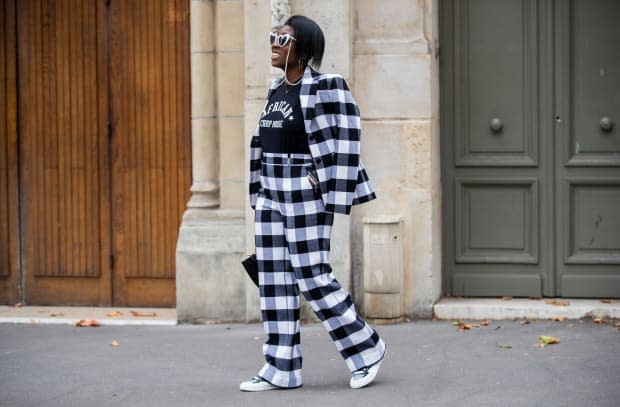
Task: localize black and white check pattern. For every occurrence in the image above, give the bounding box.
[250,67,376,215]
[254,153,386,389]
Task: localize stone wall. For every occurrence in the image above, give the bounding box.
[177,0,441,322]
[350,0,441,317]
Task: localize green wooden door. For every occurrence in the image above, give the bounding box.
[440,0,620,298]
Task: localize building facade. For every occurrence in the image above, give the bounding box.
[2,0,618,316]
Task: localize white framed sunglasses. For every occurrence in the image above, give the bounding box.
[269,32,296,47]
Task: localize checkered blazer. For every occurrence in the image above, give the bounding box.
[249,67,376,215]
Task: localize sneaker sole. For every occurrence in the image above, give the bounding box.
[239,381,278,392]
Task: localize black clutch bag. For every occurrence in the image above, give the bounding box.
[242,254,259,287]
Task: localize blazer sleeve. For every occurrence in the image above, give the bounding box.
[324,76,361,214]
[248,126,262,210]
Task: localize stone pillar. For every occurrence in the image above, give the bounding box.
[216,0,246,210]
[177,0,247,323]
[351,0,441,318]
[188,0,219,209]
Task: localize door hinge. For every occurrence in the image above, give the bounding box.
[110,253,115,269]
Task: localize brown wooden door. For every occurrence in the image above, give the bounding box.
[109,0,190,306]
[13,0,190,306]
[18,0,111,304]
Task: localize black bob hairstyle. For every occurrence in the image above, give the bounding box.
[284,15,325,70]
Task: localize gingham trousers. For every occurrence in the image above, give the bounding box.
[254,152,386,388]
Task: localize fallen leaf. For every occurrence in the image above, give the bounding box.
[494,326,503,331]
[480,320,491,326]
[49,312,64,317]
[546,299,570,306]
[453,320,481,331]
[76,319,100,327]
[498,343,512,349]
[110,340,120,347]
[593,317,606,324]
[14,303,23,307]
[567,323,575,328]
[500,296,513,301]
[520,319,536,325]
[550,316,565,322]
[106,311,123,317]
[528,296,542,300]
[601,299,614,304]
[539,335,560,346]
[31,319,40,324]
[535,343,546,349]
[130,310,157,317]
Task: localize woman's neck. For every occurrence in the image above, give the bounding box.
[285,66,304,83]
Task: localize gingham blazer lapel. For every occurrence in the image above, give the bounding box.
[299,66,317,130]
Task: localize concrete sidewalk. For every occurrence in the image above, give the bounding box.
[0,306,177,326]
[1,318,619,407]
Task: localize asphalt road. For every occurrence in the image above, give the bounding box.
[1,318,619,407]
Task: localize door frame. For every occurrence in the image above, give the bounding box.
[1,0,20,304]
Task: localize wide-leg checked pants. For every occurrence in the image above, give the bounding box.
[255,153,386,388]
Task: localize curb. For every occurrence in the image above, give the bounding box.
[0,317,177,326]
[433,298,620,320]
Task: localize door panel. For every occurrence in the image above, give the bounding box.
[455,178,538,264]
[564,0,620,166]
[454,0,538,167]
[109,0,190,306]
[441,0,551,297]
[0,0,19,304]
[556,0,620,297]
[18,0,111,304]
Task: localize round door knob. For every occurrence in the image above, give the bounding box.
[490,117,503,133]
[600,117,614,132]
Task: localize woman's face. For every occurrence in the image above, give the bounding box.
[271,25,298,70]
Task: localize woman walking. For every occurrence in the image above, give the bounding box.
[242,15,385,391]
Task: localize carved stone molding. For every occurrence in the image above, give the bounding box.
[271,0,290,29]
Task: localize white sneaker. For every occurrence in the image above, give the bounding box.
[349,360,382,389]
[239,376,278,392]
